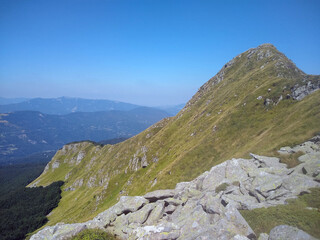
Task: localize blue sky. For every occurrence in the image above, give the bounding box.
[0,0,319,106]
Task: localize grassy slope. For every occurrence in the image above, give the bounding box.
[29,44,320,227]
[240,188,320,238]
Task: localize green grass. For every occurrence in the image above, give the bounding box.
[276,151,304,168]
[240,188,320,238]
[68,229,118,240]
[215,183,229,193]
[29,45,320,228]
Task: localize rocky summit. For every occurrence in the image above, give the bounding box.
[31,136,320,240]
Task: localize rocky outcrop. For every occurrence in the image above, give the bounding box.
[291,80,320,100]
[268,225,317,240]
[31,136,320,240]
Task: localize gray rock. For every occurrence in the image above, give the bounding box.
[30,223,87,240]
[176,204,213,240]
[278,146,294,154]
[93,196,148,227]
[282,173,319,195]
[252,171,283,194]
[199,192,224,215]
[291,81,320,101]
[164,204,177,214]
[232,235,250,240]
[144,189,175,202]
[298,152,320,162]
[224,204,255,238]
[52,161,60,169]
[76,151,85,165]
[131,223,180,240]
[292,141,320,154]
[202,161,228,191]
[164,197,184,206]
[225,159,250,183]
[114,196,149,215]
[269,225,317,240]
[110,214,129,237]
[127,203,156,224]
[145,201,165,225]
[258,233,269,240]
[250,153,287,168]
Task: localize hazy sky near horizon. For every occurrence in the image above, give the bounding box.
[1,0,319,106]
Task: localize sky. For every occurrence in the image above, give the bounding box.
[0,0,319,106]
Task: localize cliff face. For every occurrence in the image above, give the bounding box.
[29,44,320,226]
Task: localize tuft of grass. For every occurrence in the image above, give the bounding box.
[232,181,240,187]
[276,151,304,168]
[215,183,229,193]
[68,229,118,240]
[240,188,320,238]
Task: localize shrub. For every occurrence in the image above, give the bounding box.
[69,229,118,240]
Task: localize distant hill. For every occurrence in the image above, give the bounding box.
[0,107,169,162]
[156,103,185,116]
[0,97,140,115]
[0,97,29,105]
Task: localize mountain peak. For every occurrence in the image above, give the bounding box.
[183,44,318,112]
[257,43,276,48]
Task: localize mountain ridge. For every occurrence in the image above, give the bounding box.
[29,44,320,229]
[0,97,141,115]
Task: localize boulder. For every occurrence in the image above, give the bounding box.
[127,203,156,224]
[30,223,87,240]
[225,159,250,183]
[131,223,180,240]
[250,153,287,169]
[199,192,224,215]
[144,189,175,202]
[202,161,228,191]
[114,196,149,215]
[145,201,165,225]
[269,225,317,240]
[252,172,283,194]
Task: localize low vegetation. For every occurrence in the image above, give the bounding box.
[215,183,229,193]
[69,229,118,240]
[240,188,320,238]
[276,151,304,168]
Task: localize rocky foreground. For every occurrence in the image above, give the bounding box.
[31,136,320,240]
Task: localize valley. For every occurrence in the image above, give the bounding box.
[0,107,170,163]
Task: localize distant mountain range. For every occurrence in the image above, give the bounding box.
[0,107,169,162]
[0,97,185,116]
[0,97,30,105]
[0,97,140,115]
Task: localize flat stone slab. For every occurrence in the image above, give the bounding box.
[144,189,175,202]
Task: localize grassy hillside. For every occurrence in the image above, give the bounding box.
[29,44,320,227]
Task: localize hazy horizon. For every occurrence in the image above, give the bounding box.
[1,0,319,106]
[0,96,186,107]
